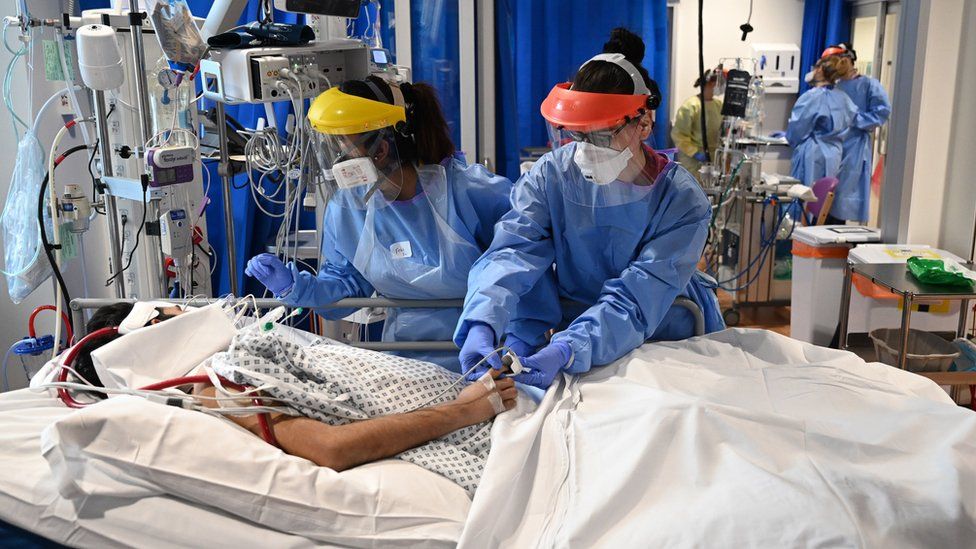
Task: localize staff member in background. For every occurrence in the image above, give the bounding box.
[454,28,724,391]
[823,43,891,224]
[786,57,856,189]
[245,76,556,372]
[671,67,723,179]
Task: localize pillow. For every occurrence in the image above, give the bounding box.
[40,396,470,547]
[92,303,237,389]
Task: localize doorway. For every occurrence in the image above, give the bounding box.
[850,0,900,228]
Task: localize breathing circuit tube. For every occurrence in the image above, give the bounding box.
[29,305,73,347]
[37,143,89,318]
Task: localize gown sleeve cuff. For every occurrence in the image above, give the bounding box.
[553,332,592,375]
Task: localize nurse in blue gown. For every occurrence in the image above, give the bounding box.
[455,29,725,390]
[823,43,891,223]
[787,58,857,187]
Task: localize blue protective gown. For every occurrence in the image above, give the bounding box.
[456,144,725,374]
[280,158,558,372]
[786,85,857,186]
[834,76,891,222]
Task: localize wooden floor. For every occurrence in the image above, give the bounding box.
[717,290,792,336]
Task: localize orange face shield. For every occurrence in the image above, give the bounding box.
[540,82,650,133]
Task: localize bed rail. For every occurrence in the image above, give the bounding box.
[69,296,705,350]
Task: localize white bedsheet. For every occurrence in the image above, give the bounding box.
[0,389,318,547]
[463,328,976,548]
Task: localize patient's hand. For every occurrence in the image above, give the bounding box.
[454,371,517,425]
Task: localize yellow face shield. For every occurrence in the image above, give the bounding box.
[307,87,407,136]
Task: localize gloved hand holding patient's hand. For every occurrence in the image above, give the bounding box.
[512,340,572,390]
[460,323,503,381]
[245,253,295,296]
[455,370,517,424]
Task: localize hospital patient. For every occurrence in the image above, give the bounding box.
[76,303,515,490]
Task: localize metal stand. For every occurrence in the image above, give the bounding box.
[126,0,167,297]
[92,90,125,298]
[215,102,239,294]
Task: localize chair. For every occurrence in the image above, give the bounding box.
[806,176,839,225]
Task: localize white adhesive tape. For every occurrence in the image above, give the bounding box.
[488,392,505,414]
[478,371,496,391]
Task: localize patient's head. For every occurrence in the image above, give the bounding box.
[75,302,187,388]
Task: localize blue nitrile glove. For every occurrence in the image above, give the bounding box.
[769,131,787,139]
[512,341,573,390]
[460,323,503,381]
[503,333,537,361]
[693,151,708,162]
[245,253,295,296]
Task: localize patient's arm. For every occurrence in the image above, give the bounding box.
[196,372,516,471]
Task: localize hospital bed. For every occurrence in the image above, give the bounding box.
[2,298,973,547]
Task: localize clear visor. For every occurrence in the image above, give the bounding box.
[315,127,404,209]
[546,119,639,152]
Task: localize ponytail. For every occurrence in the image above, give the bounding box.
[401,82,455,164]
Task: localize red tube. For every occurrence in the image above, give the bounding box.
[138,375,279,447]
[29,305,74,346]
[56,327,118,409]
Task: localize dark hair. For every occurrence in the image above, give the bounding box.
[339,76,455,165]
[573,28,660,107]
[694,68,718,88]
[74,303,134,388]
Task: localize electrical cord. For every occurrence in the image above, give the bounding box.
[105,184,147,287]
[697,0,709,162]
[88,105,116,203]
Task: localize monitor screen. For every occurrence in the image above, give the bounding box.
[371,49,388,65]
[277,0,361,18]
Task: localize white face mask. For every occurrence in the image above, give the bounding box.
[573,142,634,185]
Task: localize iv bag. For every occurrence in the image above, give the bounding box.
[146,0,207,69]
[2,131,53,304]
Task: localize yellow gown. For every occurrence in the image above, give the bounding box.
[671,95,723,179]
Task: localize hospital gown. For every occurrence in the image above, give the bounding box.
[211,328,492,494]
[834,75,891,222]
[457,144,725,375]
[671,95,724,178]
[786,85,857,186]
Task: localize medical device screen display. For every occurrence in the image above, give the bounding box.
[156,167,177,185]
[278,0,361,17]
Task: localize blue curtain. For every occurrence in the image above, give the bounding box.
[799,0,851,94]
[409,2,462,148]
[340,2,464,160]
[494,0,670,182]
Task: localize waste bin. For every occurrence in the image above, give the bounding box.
[790,225,880,346]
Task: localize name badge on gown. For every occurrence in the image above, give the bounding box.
[390,241,412,259]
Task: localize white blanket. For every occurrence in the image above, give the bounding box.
[462,329,976,548]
